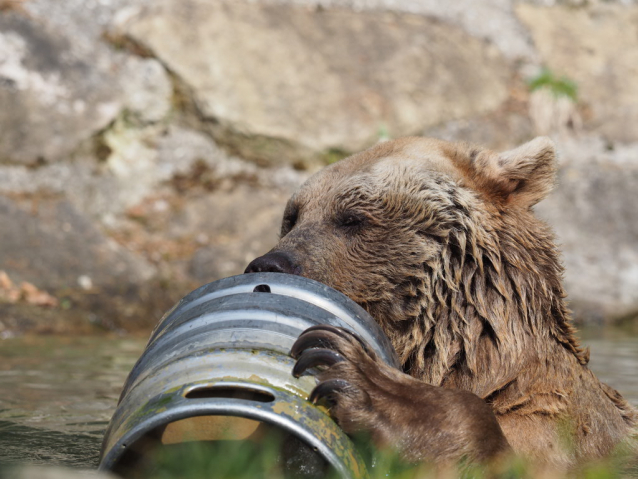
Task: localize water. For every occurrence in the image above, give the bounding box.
[581,327,638,405]
[0,330,636,470]
[0,336,146,468]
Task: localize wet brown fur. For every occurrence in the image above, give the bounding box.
[255,137,638,469]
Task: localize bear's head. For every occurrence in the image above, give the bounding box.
[246,137,587,394]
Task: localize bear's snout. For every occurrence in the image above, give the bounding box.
[244,251,302,276]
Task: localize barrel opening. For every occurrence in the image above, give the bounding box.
[253,284,271,293]
[185,385,275,402]
[111,419,333,479]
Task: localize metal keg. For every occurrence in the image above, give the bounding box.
[99,272,400,478]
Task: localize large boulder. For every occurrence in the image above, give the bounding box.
[260,0,537,61]
[119,0,511,166]
[536,137,638,323]
[0,195,154,292]
[181,186,292,282]
[0,194,166,333]
[0,13,121,165]
[516,3,638,143]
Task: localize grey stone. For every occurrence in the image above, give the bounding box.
[156,126,309,192]
[99,125,280,222]
[156,127,260,184]
[0,195,155,292]
[521,0,637,6]
[182,186,290,282]
[517,3,638,143]
[424,106,534,151]
[0,13,121,165]
[121,56,172,124]
[4,466,117,479]
[536,137,638,322]
[0,161,133,224]
[0,0,173,167]
[256,0,537,61]
[22,0,152,58]
[120,0,511,165]
[0,125,304,226]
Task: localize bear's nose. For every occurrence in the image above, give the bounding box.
[244,251,301,275]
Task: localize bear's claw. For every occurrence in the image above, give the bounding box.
[292,348,345,378]
[309,379,352,404]
[291,324,379,406]
[292,324,372,356]
[290,329,342,359]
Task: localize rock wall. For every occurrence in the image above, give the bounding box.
[119,1,510,165]
[0,0,637,334]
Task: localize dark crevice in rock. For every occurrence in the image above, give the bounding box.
[66,115,118,165]
[101,30,155,58]
[165,65,321,169]
[102,29,207,128]
[169,159,259,195]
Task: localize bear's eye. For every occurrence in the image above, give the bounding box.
[280,205,299,237]
[336,212,366,231]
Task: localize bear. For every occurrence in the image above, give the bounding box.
[244,136,638,470]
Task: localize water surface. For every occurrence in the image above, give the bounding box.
[581,327,638,405]
[0,336,145,468]
[0,330,636,469]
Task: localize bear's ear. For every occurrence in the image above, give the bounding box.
[475,137,557,208]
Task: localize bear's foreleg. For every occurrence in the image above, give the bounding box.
[291,324,511,464]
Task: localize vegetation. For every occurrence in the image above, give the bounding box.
[528,68,578,102]
[121,434,637,479]
[323,148,350,165]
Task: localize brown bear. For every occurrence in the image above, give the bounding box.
[245,137,637,470]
